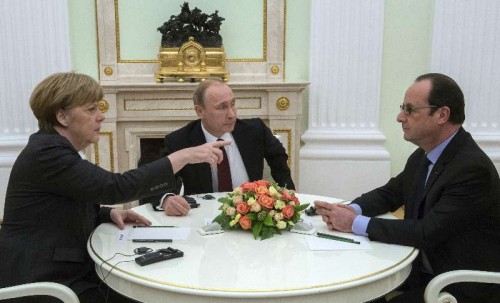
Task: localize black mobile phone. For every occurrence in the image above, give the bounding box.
[305,206,318,216]
[183,195,200,208]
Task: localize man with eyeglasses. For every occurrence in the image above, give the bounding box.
[314,73,500,303]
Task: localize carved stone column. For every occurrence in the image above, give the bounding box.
[300,0,390,199]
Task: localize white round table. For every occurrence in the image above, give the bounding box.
[88,193,418,303]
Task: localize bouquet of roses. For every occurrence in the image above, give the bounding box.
[212,180,309,240]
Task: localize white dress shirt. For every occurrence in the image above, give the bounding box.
[201,123,249,192]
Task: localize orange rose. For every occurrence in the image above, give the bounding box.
[255,185,269,195]
[282,204,295,219]
[236,202,251,215]
[292,195,300,206]
[258,195,275,209]
[255,180,270,187]
[241,182,257,193]
[239,215,252,230]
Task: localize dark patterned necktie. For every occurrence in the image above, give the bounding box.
[217,139,233,192]
[412,156,431,219]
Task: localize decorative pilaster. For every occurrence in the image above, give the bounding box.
[300,0,389,199]
[432,0,500,173]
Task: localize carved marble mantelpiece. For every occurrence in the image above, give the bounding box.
[85,82,307,186]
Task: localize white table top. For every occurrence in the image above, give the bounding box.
[88,193,418,303]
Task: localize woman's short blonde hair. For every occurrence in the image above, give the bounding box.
[29,72,103,132]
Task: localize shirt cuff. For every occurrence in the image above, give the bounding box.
[350,203,362,215]
[352,215,370,237]
[154,193,175,211]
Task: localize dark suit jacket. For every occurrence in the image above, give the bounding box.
[352,127,500,302]
[142,118,294,202]
[0,131,177,295]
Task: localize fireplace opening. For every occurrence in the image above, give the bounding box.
[138,138,164,166]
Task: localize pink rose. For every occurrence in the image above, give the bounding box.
[232,195,244,205]
[255,186,269,195]
[282,205,295,219]
[239,215,252,230]
[236,202,251,215]
[241,182,257,193]
[281,190,291,200]
[255,180,270,187]
[258,195,274,209]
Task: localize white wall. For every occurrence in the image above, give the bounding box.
[300,0,390,200]
[0,0,71,218]
[431,0,500,173]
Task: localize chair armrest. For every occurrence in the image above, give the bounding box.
[0,282,79,303]
[424,270,500,303]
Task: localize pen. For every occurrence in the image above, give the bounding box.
[132,239,173,243]
[133,225,177,228]
[316,232,361,244]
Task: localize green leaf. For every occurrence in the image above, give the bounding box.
[218,197,234,205]
[263,214,274,226]
[246,213,257,220]
[212,213,231,229]
[294,203,310,212]
[260,226,279,240]
[252,221,263,239]
[244,192,257,200]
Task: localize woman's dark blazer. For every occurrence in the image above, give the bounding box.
[0,131,177,294]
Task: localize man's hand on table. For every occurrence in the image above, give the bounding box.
[314,201,356,233]
[163,195,191,216]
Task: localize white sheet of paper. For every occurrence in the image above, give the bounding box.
[305,234,372,251]
[117,229,129,242]
[129,227,191,240]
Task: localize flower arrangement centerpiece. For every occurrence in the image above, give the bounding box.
[213,180,309,240]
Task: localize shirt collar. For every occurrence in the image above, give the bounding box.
[200,122,233,142]
[426,130,459,164]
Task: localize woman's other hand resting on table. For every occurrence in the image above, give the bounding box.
[110,209,152,229]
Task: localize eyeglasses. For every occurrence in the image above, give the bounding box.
[400,104,438,115]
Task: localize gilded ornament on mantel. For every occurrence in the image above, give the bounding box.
[276,97,290,110]
[98,100,109,113]
[155,2,229,83]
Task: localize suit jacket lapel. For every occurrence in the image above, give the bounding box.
[417,127,468,216]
